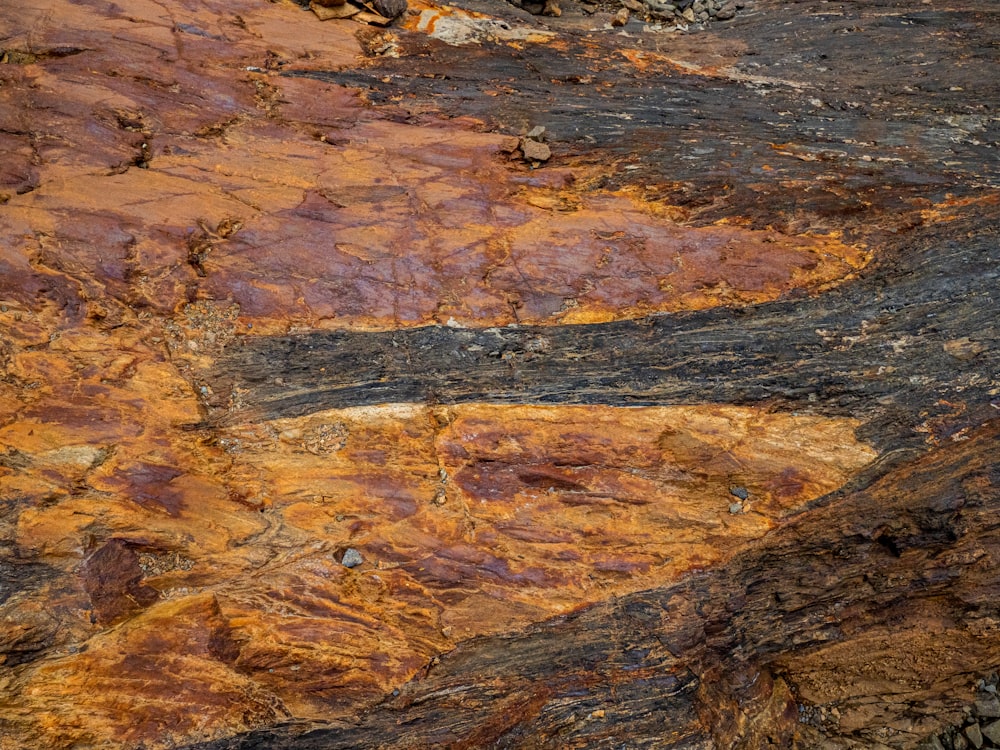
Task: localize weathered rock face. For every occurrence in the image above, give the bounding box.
[0,0,997,748]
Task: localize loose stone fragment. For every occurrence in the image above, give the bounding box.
[965,722,984,749]
[311,1,359,19]
[354,10,393,25]
[646,2,676,19]
[981,720,1000,745]
[341,548,364,568]
[371,0,407,19]
[520,139,551,162]
[611,7,630,26]
[730,486,749,501]
[498,136,521,154]
[975,695,1000,718]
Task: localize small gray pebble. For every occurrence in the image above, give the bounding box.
[730,486,750,500]
[982,719,1000,745]
[341,548,364,568]
[964,723,983,749]
[372,0,407,18]
[975,695,1000,718]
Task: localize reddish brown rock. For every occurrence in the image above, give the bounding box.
[82,539,161,625]
[521,138,552,162]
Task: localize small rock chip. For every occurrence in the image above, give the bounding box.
[965,722,984,749]
[354,9,393,25]
[728,502,743,515]
[730,486,749,501]
[341,548,363,568]
[715,4,735,19]
[923,736,945,750]
[526,125,546,140]
[954,732,969,750]
[646,2,675,19]
[311,1,359,19]
[611,7,630,25]
[371,0,407,19]
[521,139,551,162]
[982,720,1000,745]
[498,136,521,154]
[975,695,1000,719]
[682,6,696,21]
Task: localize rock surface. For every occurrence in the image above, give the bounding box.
[0,0,997,748]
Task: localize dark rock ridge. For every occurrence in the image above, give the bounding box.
[289,0,999,234]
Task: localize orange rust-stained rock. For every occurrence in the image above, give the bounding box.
[0,0,871,341]
[0,73,868,336]
[12,595,287,749]
[5,400,874,745]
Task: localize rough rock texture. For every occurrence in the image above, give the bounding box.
[188,419,1000,750]
[0,0,997,748]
